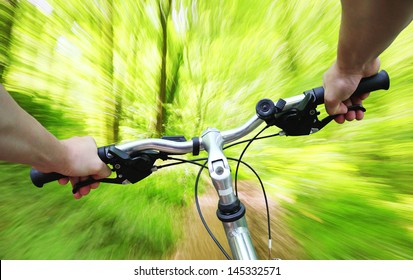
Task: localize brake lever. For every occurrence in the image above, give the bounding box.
[71,146,162,194]
[311,104,367,133]
[72,176,131,194]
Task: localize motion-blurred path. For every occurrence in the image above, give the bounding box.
[172,181,300,260]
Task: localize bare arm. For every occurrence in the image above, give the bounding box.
[324,0,413,123]
[1,84,63,170]
[0,84,111,198]
[338,0,413,71]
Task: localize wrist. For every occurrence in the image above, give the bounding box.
[335,55,380,78]
[32,136,69,174]
[57,138,77,176]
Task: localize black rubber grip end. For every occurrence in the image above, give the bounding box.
[353,70,389,96]
[30,169,65,188]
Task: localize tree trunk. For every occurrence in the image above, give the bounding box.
[155,0,172,137]
[102,0,122,144]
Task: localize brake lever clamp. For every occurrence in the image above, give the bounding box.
[72,146,160,194]
[260,92,367,136]
[271,92,320,136]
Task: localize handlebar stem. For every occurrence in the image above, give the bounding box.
[202,128,237,205]
[201,128,258,260]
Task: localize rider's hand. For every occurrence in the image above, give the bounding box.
[34,136,112,199]
[323,58,380,124]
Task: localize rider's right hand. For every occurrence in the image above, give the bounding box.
[323,58,381,124]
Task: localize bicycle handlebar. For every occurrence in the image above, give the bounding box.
[30,70,390,189]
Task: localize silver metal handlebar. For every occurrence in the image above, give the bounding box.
[115,94,307,155]
[114,115,263,155]
[116,138,198,155]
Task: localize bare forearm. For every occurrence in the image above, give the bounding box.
[0,85,65,171]
[338,0,413,72]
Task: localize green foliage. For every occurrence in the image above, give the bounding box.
[0,0,412,259]
[0,164,194,259]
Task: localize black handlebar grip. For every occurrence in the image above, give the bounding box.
[30,169,66,188]
[313,70,390,105]
[30,146,111,188]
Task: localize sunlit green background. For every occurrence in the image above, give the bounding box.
[0,0,412,260]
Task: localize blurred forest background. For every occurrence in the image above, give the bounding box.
[0,0,412,259]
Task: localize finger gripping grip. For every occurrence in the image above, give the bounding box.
[313,70,390,104]
[30,169,66,188]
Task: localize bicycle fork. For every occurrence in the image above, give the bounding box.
[202,128,258,260]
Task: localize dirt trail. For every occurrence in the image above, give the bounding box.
[172,181,301,260]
